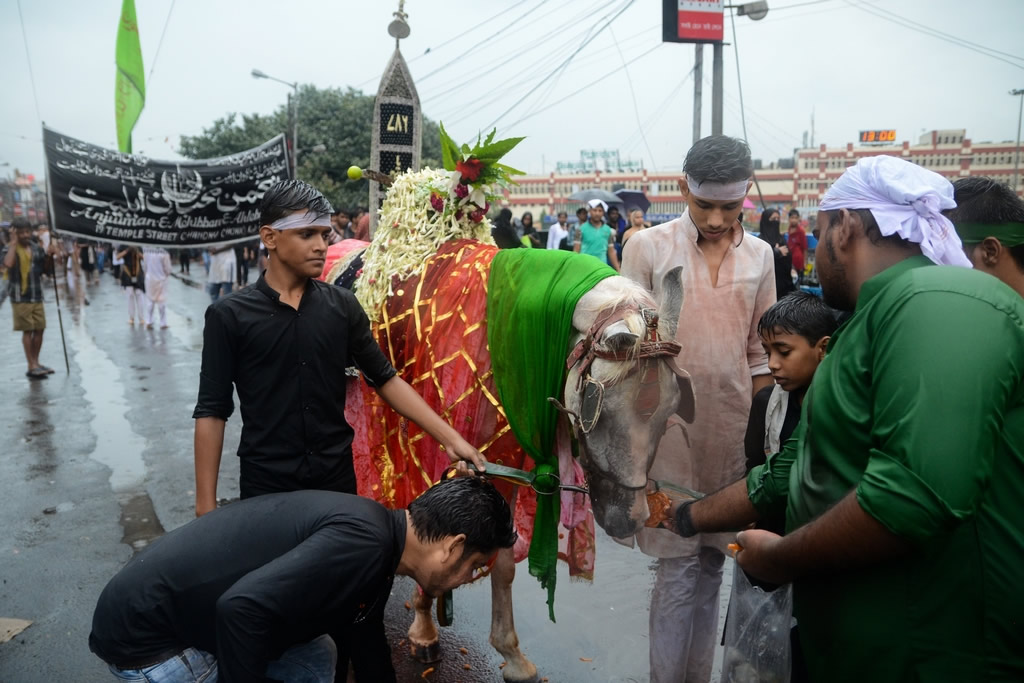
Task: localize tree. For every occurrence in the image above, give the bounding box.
[179,85,442,211]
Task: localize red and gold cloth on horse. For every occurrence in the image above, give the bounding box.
[345,239,595,578]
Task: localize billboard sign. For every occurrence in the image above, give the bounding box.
[662,0,724,43]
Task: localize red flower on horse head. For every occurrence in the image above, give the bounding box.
[456,157,484,183]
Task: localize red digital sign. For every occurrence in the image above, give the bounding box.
[663,0,724,43]
[859,129,897,144]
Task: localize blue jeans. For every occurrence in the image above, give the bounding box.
[209,281,233,303]
[107,635,336,683]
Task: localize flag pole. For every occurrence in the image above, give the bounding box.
[50,253,70,374]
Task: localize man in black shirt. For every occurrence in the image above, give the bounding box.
[192,180,486,514]
[90,477,516,683]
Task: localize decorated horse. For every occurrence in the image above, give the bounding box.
[323,128,692,682]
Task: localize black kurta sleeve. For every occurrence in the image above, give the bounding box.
[192,304,238,420]
[342,292,396,388]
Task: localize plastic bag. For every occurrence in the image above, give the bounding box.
[721,566,793,683]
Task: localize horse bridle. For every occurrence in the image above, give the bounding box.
[550,305,682,492]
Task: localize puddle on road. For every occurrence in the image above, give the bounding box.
[66,307,167,551]
[70,323,148,493]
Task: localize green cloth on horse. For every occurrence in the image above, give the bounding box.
[487,249,616,621]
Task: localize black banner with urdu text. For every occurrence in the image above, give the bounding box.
[44,126,291,247]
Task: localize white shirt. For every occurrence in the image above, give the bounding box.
[208,248,237,284]
[546,222,569,250]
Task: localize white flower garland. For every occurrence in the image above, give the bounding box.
[356,167,496,320]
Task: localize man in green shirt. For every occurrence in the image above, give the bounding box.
[669,156,1024,682]
[573,198,619,269]
[948,176,1024,299]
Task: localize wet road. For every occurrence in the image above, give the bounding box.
[0,268,732,682]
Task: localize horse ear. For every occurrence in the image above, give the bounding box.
[657,266,684,340]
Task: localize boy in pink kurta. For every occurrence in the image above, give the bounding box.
[621,135,775,683]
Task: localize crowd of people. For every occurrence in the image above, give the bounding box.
[5,129,1023,682]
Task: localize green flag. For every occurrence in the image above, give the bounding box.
[115,0,145,153]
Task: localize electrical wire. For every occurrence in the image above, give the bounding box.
[728,8,767,210]
[610,27,657,170]
[844,0,1024,70]
[416,0,554,84]
[147,0,177,86]
[434,1,629,123]
[500,41,662,131]
[16,0,42,125]
[481,0,636,131]
[421,1,619,106]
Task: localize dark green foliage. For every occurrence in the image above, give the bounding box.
[179,85,443,211]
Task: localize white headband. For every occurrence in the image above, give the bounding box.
[267,212,333,231]
[819,156,971,268]
[587,199,608,211]
[685,174,751,201]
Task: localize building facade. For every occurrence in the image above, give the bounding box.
[504,129,1023,220]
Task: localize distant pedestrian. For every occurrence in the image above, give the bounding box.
[520,212,541,248]
[759,208,796,297]
[207,245,236,303]
[117,246,146,325]
[143,247,172,329]
[352,206,371,242]
[179,248,191,275]
[547,211,570,250]
[574,199,619,269]
[2,218,57,378]
[787,208,807,282]
[621,208,648,248]
[491,208,522,249]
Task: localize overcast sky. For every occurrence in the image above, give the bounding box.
[2,0,1023,179]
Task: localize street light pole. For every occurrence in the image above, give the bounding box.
[1012,88,1024,196]
[711,2,769,138]
[252,69,299,175]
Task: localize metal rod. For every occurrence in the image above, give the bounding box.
[1013,89,1024,195]
[712,42,724,136]
[50,253,70,373]
[692,44,703,145]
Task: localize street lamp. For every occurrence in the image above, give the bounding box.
[1012,88,1024,195]
[252,69,299,174]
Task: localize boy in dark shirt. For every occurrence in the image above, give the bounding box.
[90,477,516,683]
[192,180,486,516]
[743,291,838,474]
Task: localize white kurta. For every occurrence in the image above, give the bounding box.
[621,210,776,556]
[208,248,237,285]
[143,249,172,303]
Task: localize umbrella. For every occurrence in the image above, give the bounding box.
[567,188,622,207]
[614,189,650,213]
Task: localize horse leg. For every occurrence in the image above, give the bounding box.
[490,545,539,683]
[408,584,441,663]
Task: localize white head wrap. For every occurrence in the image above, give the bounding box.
[819,156,970,267]
[268,211,333,231]
[587,198,608,211]
[685,174,751,201]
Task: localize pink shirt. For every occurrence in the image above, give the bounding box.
[621,210,776,556]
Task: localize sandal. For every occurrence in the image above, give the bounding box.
[39,365,55,374]
[26,368,49,379]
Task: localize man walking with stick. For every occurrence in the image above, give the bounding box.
[1,218,59,379]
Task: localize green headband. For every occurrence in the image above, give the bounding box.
[955,222,1024,247]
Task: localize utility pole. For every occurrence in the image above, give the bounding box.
[693,45,703,145]
[1012,89,1024,195]
[712,42,724,135]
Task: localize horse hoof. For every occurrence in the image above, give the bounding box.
[409,640,442,663]
[503,673,541,683]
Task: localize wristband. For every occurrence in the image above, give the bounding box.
[675,499,699,538]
